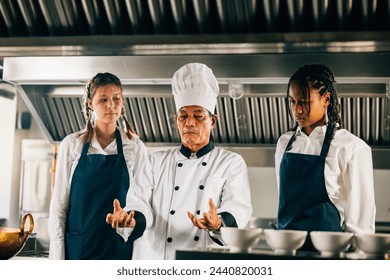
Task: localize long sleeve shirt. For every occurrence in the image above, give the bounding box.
[49,129,148,259]
[275,125,376,234]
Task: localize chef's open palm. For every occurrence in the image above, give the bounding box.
[106,199,136,228]
[187,198,221,231]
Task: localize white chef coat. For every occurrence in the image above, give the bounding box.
[275,124,376,234]
[48,129,149,260]
[121,143,253,260]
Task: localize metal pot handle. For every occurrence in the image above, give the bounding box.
[20,213,34,235]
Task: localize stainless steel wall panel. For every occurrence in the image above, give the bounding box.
[259,97,271,144]
[36,96,60,141]
[232,98,246,143]
[126,98,145,140]
[362,97,370,143]
[46,97,66,140]
[69,97,85,131]
[243,97,254,143]
[153,97,169,142]
[352,97,359,137]
[53,97,73,137]
[277,96,289,135]
[165,97,180,142]
[145,97,161,142]
[250,96,262,143]
[372,97,381,144]
[383,94,390,145]
[137,97,153,142]
[341,97,351,132]
[224,97,236,143]
[268,97,279,143]
[215,97,227,143]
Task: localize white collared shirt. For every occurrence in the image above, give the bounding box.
[48,129,148,260]
[275,125,376,234]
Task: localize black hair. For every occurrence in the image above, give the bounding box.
[286,64,343,135]
[79,72,137,143]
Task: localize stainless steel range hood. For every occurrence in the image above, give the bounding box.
[2,53,390,168]
[1,0,390,168]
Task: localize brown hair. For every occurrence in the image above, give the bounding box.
[79,72,137,143]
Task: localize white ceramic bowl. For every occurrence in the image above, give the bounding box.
[220,227,263,253]
[310,231,354,257]
[264,229,308,255]
[355,233,390,258]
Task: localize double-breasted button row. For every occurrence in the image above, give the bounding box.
[177,162,207,167]
[173,185,203,191]
[166,236,200,243]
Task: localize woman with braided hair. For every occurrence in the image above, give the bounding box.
[49,72,149,259]
[275,64,376,249]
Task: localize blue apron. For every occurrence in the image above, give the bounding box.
[277,124,342,250]
[65,129,133,259]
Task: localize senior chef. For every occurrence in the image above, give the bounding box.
[106,62,253,260]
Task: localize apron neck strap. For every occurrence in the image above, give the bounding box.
[285,123,334,158]
[81,140,91,156]
[115,129,124,156]
[81,128,123,156]
[319,123,334,159]
[285,129,298,152]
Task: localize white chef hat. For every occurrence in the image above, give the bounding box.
[172,62,219,113]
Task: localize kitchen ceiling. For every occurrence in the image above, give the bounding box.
[0,0,390,37]
[1,0,390,168]
[1,0,390,57]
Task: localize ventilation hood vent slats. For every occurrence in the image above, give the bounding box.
[4,55,390,170]
[15,85,389,146]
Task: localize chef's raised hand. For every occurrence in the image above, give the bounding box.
[187,198,221,231]
[106,199,136,228]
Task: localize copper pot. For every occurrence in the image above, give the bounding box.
[0,213,34,260]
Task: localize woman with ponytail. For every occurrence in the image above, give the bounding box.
[275,64,376,250]
[49,72,149,259]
